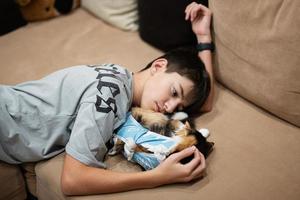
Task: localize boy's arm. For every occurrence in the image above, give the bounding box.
[185,3,214,112]
[61,146,205,195]
[198,41,214,112]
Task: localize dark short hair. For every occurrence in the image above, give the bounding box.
[141,46,211,114]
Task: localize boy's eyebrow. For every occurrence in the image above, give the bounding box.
[179,83,184,99]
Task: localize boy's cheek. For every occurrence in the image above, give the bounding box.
[140,99,154,111]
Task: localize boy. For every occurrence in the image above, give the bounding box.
[0,2,214,195]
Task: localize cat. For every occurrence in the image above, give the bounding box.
[109,107,214,166]
[131,107,214,161]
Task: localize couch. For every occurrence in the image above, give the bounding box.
[0,0,299,199]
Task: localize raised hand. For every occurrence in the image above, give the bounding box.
[185,2,212,43]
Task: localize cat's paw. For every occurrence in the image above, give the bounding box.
[131,107,169,134]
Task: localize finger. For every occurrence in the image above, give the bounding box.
[172,146,196,162]
[198,4,210,12]
[191,151,206,179]
[185,10,190,21]
[184,148,201,171]
[184,3,194,20]
[185,2,198,20]
[185,2,197,14]
[190,5,198,21]
[190,4,205,21]
[197,4,212,16]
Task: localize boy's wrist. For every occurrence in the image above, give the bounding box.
[196,42,215,52]
[196,34,212,43]
[144,169,165,187]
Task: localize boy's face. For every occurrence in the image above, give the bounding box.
[140,59,195,113]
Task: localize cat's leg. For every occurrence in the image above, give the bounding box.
[108,137,124,155]
[169,120,197,152]
[173,135,198,152]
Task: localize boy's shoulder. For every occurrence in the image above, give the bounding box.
[56,64,131,76]
[52,64,133,86]
[87,64,131,75]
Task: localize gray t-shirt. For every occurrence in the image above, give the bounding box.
[0,64,133,168]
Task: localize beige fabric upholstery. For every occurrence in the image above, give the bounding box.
[81,0,138,31]
[36,153,142,200]
[0,9,159,85]
[211,0,300,126]
[21,163,37,197]
[0,162,26,200]
[0,2,299,200]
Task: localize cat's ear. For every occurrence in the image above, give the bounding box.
[185,121,191,129]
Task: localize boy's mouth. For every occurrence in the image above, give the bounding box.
[155,101,164,113]
[154,101,160,112]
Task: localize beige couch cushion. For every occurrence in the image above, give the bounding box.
[35,153,142,200]
[0,162,27,200]
[81,0,138,31]
[211,0,300,127]
[21,163,37,197]
[0,9,160,85]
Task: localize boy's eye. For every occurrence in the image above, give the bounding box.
[178,105,184,111]
[171,87,178,97]
[174,105,184,113]
[175,105,184,112]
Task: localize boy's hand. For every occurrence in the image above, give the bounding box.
[185,2,212,43]
[153,146,206,184]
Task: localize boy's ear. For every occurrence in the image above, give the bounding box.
[150,58,168,74]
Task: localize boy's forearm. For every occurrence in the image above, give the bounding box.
[185,2,214,112]
[197,35,214,112]
[61,154,162,195]
[63,168,160,195]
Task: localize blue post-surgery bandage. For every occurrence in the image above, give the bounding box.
[115,113,179,170]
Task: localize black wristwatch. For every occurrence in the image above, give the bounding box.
[196,42,215,52]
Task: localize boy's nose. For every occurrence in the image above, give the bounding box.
[164,99,180,113]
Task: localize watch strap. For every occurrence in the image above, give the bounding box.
[196,42,215,52]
